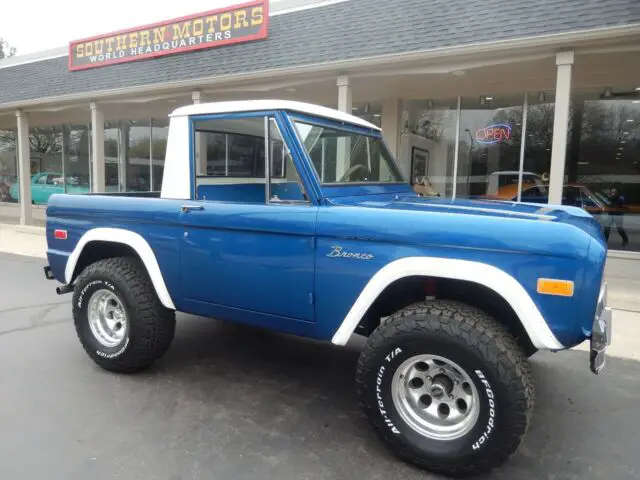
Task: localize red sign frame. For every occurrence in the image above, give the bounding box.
[68,0,268,71]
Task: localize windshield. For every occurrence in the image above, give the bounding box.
[293,120,404,184]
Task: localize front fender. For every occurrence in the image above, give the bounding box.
[330,257,564,350]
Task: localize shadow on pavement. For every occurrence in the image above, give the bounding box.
[140,314,640,480]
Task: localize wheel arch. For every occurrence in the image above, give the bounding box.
[65,228,175,310]
[331,257,562,351]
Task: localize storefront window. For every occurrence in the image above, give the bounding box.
[565,88,640,251]
[400,98,458,197]
[353,102,382,128]
[0,129,18,203]
[520,91,556,202]
[104,122,120,192]
[63,124,91,195]
[456,95,524,199]
[151,119,168,191]
[27,126,63,205]
[125,119,151,192]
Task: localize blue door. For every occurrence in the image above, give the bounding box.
[178,113,318,335]
[179,202,317,323]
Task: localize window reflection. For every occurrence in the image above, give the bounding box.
[63,125,91,195]
[457,95,524,199]
[0,129,18,203]
[565,90,640,251]
[400,99,457,197]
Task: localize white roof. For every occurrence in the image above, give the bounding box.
[170,100,381,131]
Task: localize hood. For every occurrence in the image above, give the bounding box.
[324,193,606,256]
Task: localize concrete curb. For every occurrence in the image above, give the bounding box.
[0,223,47,259]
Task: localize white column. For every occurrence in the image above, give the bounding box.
[192,90,207,175]
[90,102,105,193]
[381,98,401,158]
[337,75,352,113]
[548,51,574,205]
[15,110,32,225]
[336,76,352,179]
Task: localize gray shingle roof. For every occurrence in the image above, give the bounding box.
[1,0,639,107]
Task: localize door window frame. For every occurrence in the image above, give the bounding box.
[188,111,320,206]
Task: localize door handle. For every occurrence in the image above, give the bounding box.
[181,204,204,213]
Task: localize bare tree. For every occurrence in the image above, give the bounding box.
[0,38,17,59]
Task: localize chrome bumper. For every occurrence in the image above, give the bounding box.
[590,283,612,375]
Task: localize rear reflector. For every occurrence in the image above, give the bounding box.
[537,278,574,297]
[54,229,68,240]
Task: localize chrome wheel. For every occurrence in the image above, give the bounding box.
[87,289,128,348]
[391,354,480,441]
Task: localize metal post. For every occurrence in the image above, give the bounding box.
[549,51,574,205]
[517,93,529,202]
[321,138,326,182]
[15,110,32,225]
[149,118,154,192]
[264,117,271,203]
[451,96,462,199]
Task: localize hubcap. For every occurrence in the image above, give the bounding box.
[391,354,480,441]
[87,289,128,348]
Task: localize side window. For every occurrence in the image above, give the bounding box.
[193,116,308,204]
[36,175,48,185]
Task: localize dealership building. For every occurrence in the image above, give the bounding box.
[0,0,639,254]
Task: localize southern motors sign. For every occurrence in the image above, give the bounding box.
[68,0,268,71]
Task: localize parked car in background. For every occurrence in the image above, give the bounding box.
[9,172,119,204]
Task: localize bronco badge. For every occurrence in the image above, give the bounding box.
[327,246,374,260]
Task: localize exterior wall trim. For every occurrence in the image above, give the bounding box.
[1,23,639,111]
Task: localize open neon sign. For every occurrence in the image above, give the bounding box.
[475,124,512,144]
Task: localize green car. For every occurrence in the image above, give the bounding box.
[10,172,94,205]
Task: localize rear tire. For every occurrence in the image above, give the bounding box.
[356,300,534,478]
[72,257,176,373]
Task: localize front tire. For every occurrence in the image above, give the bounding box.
[72,257,176,373]
[356,300,534,478]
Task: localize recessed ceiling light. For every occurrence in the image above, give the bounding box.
[373,113,381,117]
[635,87,640,91]
[634,100,640,104]
[352,107,358,111]
[485,96,494,101]
[626,119,634,123]
[578,161,589,165]
[621,140,627,144]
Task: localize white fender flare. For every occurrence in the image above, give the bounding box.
[65,228,176,310]
[330,257,564,350]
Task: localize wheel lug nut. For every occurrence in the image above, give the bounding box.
[426,376,432,381]
[448,394,453,400]
[439,368,445,373]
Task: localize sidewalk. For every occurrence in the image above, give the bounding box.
[0,222,638,312]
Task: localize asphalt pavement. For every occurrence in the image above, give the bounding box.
[0,252,639,480]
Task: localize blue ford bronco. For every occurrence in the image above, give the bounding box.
[44,100,612,477]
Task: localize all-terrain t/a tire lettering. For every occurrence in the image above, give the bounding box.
[73,257,176,373]
[356,300,534,477]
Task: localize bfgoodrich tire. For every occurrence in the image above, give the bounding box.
[356,300,534,478]
[72,257,176,373]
